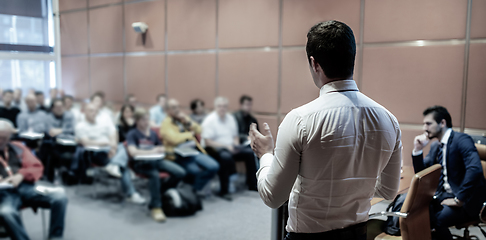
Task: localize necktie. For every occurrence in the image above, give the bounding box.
[437,143,445,191]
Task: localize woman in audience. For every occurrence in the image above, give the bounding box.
[105,104,146,204]
[126,108,186,222]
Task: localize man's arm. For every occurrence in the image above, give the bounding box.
[127,145,162,157]
[16,114,27,132]
[251,111,303,209]
[374,129,402,200]
[14,142,44,182]
[455,135,484,203]
[160,118,194,146]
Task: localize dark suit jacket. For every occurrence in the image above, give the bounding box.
[412,131,486,216]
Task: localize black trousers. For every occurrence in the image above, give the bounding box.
[206,146,257,194]
[39,140,76,182]
[284,222,367,240]
[430,191,476,240]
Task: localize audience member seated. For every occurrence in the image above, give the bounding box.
[201,97,258,201]
[0,90,21,128]
[233,95,259,144]
[189,99,207,125]
[34,91,48,112]
[127,108,186,222]
[89,91,115,124]
[62,95,83,124]
[70,103,117,182]
[16,94,48,151]
[39,98,76,182]
[161,99,219,196]
[412,106,486,240]
[106,104,146,204]
[0,119,68,240]
[149,93,167,128]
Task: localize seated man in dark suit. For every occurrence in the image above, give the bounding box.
[412,105,486,240]
[233,95,259,144]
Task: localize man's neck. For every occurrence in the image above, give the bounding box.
[438,128,451,143]
[218,113,226,121]
[4,102,11,108]
[87,118,96,124]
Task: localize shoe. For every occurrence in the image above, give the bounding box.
[150,208,167,222]
[218,193,233,201]
[127,192,146,204]
[104,164,121,178]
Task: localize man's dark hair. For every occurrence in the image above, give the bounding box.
[63,95,74,102]
[34,91,44,96]
[156,93,166,101]
[190,99,204,111]
[2,89,13,96]
[423,105,453,128]
[90,91,105,101]
[239,95,253,105]
[50,98,64,111]
[306,20,356,79]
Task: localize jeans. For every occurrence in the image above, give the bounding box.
[132,159,186,208]
[110,143,138,197]
[110,143,129,167]
[176,154,219,191]
[0,183,68,240]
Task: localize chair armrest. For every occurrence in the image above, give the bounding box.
[369,211,408,219]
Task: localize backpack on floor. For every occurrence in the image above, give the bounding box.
[162,183,202,216]
[383,193,407,236]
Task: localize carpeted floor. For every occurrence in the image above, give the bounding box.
[21,181,272,240]
[19,182,486,240]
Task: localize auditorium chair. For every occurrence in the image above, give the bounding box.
[452,143,486,240]
[367,164,442,240]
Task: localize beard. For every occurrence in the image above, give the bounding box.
[426,128,442,139]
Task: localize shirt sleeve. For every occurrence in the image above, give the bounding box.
[75,122,87,140]
[374,124,402,200]
[201,117,215,140]
[126,130,137,147]
[256,110,304,209]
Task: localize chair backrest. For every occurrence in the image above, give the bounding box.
[399,164,442,240]
[475,144,486,179]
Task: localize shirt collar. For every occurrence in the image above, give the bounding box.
[319,80,359,97]
[441,128,452,145]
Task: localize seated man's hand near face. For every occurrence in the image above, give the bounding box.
[249,123,274,159]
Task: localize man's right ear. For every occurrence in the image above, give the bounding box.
[309,56,321,73]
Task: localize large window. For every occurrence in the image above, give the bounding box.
[0,0,59,95]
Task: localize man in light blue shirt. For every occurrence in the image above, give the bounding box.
[149,93,167,127]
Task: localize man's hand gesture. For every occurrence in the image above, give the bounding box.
[249,123,274,159]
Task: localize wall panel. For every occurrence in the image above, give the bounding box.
[167,53,216,109]
[218,51,279,113]
[361,45,464,125]
[126,55,165,105]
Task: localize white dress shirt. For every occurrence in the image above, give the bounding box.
[257,80,402,233]
[201,111,238,147]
